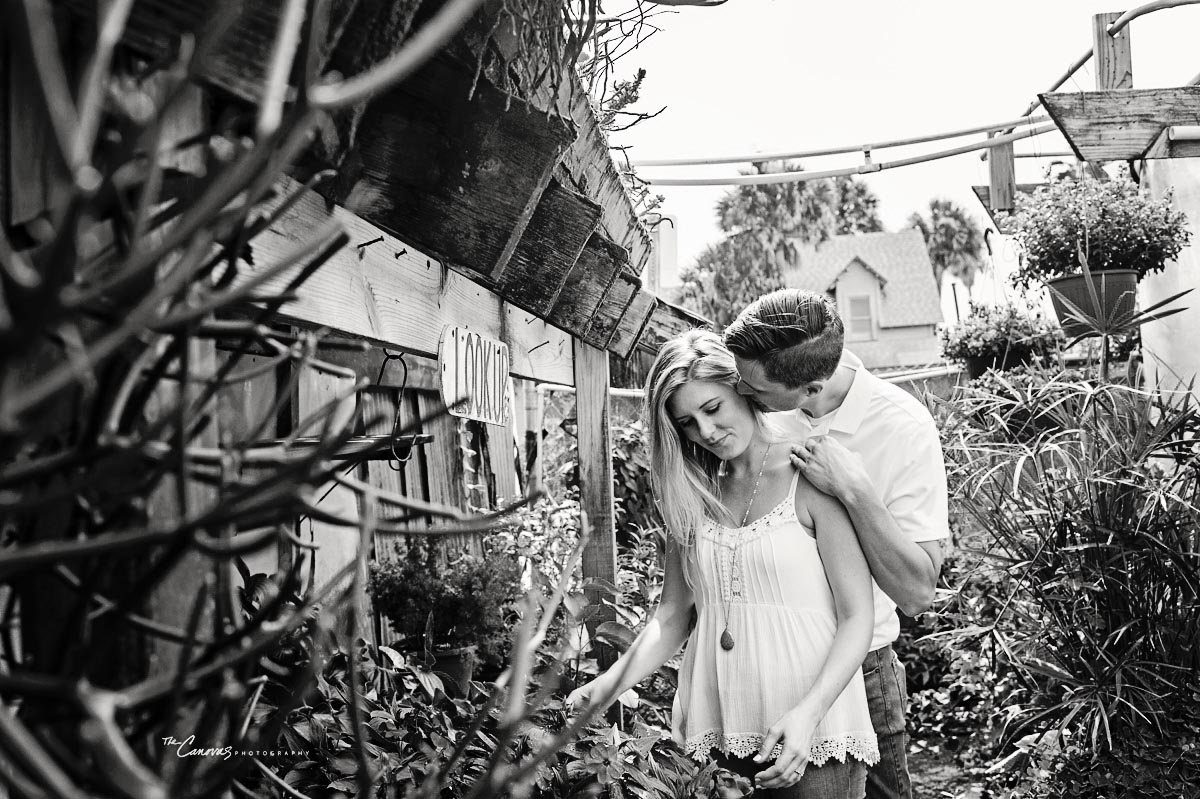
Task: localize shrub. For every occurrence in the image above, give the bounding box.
[1008,177,1191,290]
[368,540,522,669]
[938,301,1064,362]
[938,368,1200,793]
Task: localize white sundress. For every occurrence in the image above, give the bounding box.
[672,472,880,769]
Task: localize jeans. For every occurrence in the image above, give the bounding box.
[861,645,912,799]
[715,753,867,798]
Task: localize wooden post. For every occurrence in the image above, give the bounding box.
[574,341,617,661]
[521,381,544,496]
[1093,12,1132,91]
[988,134,1016,212]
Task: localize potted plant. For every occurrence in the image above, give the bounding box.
[1008,176,1191,337]
[939,302,1064,379]
[368,540,521,690]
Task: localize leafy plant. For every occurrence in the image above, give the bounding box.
[368,540,522,670]
[937,368,1200,794]
[1009,177,1191,290]
[938,301,1063,363]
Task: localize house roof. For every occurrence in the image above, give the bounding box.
[788,229,944,328]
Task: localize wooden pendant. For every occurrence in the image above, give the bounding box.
[720,628,734,650]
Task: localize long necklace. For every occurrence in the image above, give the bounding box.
[717,442,772,651]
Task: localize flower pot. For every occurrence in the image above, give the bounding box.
[432,645,477,694]
[965,350,1031,380]
[1045,270,1138,339]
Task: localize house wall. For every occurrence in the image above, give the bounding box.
[1142,158,1200,393]
[847,325,941,370]
[835,263,941,369]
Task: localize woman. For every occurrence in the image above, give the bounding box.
[566,330,878,797]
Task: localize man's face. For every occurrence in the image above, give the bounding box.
[733,356,825,414]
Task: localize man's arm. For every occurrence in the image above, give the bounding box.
[790,434,947,616]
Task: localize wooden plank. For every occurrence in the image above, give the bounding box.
[545,73,652,274]
[608,287,657,359]
[493,179,602,316]
[517,379,543,495]
[241,179,576,385]
[1143,127,1200,159]
[326,51,576,278]
[486,27,652,275]
[635,299,706,357]
[1040,87,1200,162]
[1093,12,1132,92]
[485,419,520,505]
[63,0,363,105]
[575,342,616,651]
[548,232,624,340]
[362,387,413,561]
[312,344,440,391]
[987,136,1016,212]
[586,272,639,352]
[417,392,479,555]
[296,366,366,624]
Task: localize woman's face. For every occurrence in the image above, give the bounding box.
[666,379,756,461]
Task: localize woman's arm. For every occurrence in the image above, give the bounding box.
[565,537,695,710]
[754,477,874,789]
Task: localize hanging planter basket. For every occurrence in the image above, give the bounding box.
[1045,269,1138,339]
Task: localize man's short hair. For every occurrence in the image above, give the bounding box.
[723,289,845,388]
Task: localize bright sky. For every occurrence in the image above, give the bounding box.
[605,0,1200,283]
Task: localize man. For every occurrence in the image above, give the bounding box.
[723,288,949,799]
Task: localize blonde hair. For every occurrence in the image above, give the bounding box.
[643,329,768,547]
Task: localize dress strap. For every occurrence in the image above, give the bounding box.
[786,469,802,502]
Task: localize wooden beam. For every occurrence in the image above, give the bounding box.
[476,40,652,276]
[63,0,366,104]
[493,179,602,315]
[608,288,657,360]
[549,77,653,275]
[547,232,625,343]
[322,51,577,278]
[1142,126,1200,159]
[1040,87,1200,162]
[987,135,1016,212]
[636,299,706,357]
[574,341,616,650]
[1093,11,1132,92]
[241,179,576,385]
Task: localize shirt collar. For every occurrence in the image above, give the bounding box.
[827,350,873,435]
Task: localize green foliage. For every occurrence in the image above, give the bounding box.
[937,368,1200,794]
[937,301,1063,362]
[560,416,661,539]
[678,233,784,328]
[678,166,881,328]
[1008,177,1192,290]
[834,176,885,235]
[909,198,986,290]
[368,541,522,669]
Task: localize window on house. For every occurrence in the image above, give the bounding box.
[847,295,875,340]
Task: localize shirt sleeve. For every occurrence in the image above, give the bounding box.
[887,418,950,543]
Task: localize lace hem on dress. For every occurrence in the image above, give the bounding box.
[683,730,880,767]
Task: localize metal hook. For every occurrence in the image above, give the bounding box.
[377,350,413,471]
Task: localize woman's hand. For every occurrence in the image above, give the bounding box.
[563,678,609,715]
[751,702,820,789]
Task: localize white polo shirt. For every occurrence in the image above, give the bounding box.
[770,351,950,651]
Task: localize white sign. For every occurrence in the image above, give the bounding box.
[438,325,511,426]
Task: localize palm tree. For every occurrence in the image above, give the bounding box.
[909,198,986,293]
[716,160,839,276]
